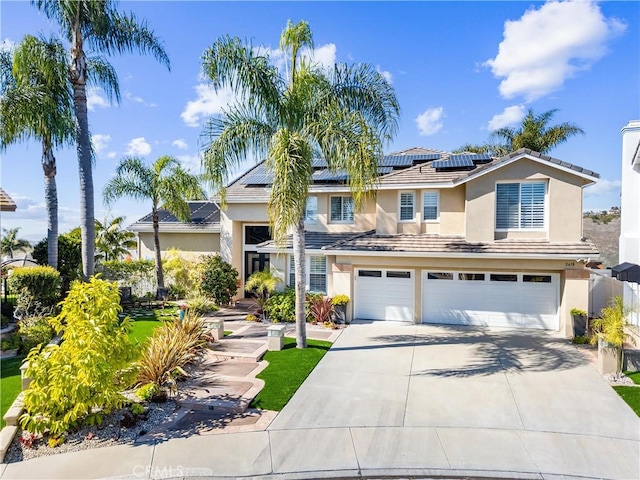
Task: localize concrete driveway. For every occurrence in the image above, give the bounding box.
[269,321,640,479]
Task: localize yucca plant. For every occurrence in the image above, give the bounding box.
[590,296,635,375]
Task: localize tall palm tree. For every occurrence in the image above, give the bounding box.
[200,20,400,348]
[103,156,205,288]
[95,215,137,262]
[1,228,31,259]
[32,0,171,280]
[456,109,584,156]
[0,35,74,269]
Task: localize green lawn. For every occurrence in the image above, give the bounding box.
[624,371,640,385]
[1,355,26,428]
[614,386,640,416]
[251,337,332,411]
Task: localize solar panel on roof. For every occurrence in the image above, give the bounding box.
[312,169,348,181]
[432,157,475,169]
[377,166,393,174]
[243,173,274,185]
[312,158,328,168]
[380,154,440,167]
[449,153,492,163]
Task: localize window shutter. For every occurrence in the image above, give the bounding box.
[423,192,438,221]
[400,192,414,221]
[496,183,520,229]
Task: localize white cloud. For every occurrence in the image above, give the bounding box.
[181,84,238,127]
[487,105,526,131]
[584,179,621,197]
[87,87,110,111]
[2,194,79,241]
[124,91,157,107]
[125,137,152,156]
[1,38,15,52]
[377,65,393,84]
[172,139,188,150]
[91,134,111,155]
[176,154,201,173]
[415,107,444,136]
[106,152,117,159]
[485,1,625,101]
[311,43,337,71]
[256,42,336,75]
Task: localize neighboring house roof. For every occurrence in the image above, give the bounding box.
[223,147,599,201]
[129,201,221,233]
[0,188,16,212]
[258,230,599,260]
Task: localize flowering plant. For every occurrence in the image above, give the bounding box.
[179,304,188,310]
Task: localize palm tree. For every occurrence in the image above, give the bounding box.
[32,0,171,280]
[456,109,584,156]
[95,215,137,262]
[0,35,75,269]
[200,20,400,348]
[103,156,205,288]
[1,228,31,259]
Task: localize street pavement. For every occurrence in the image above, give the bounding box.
[2,321,638,479]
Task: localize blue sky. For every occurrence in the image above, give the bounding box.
[1,0,638,243]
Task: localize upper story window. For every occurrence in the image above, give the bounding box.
[496,181,546,230]
[304,196,317,224]
[399,192,415,222]
[330,196,354,223]
[423,191,439,221]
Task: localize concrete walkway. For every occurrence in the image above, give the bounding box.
[2,321,638,479]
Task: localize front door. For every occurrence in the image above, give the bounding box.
[245,251,270,280]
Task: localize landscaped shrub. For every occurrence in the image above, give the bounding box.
[32,229,82,294]
[308,296,333,325]
[163,248,201,297]
[199,254,238,306]
[1,298,15,320]
[20,277,137,435]
[8,266,61,311]
[18,317,54,353]
[264,287,296,323]
[185,291,217,315]
[245,270,279,321]
[136,383,160,402]
[136,310,210,395]
[1,332,21,351]
[100,259,156,297]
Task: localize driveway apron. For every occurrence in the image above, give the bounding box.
[269,321,640,479]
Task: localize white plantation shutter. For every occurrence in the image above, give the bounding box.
[496,182,545,230]
[520,182,545,228]
[330,196,354,222]
[309,256,327,293]
[423,191,439,220]
[289,255,295,286]
[400,192,414,221]
[304,196,317,223]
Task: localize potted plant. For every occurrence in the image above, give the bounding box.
[331,294,349,324]
[570,307,588,337]
[590,296,635,376]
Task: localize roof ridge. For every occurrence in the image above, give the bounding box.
[322,229,375,249]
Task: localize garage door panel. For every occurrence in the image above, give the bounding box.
[355,269,414,322]
[422,272,558,330]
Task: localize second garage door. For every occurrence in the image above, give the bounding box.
[422,271,559,330]
[354,269,414,322]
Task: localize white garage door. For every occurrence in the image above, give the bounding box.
[355,269,414,322]
[422,271,559,330]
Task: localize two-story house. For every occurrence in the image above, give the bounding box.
[130,147,599,337]
[619,120,640,265]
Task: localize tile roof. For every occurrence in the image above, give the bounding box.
[129,201,220,232]
[0,188,16,212]
[322,232,599,258]
[258,231,374,251]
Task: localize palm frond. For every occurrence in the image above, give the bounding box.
[87,55,120,103]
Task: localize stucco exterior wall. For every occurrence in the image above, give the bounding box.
[465,158,585,243]
[560,271,590,338]
[620,120,640,264]
[375,190,397,234]
[138,232,220,260]
[305,193,376,233]
[439,186,466,235]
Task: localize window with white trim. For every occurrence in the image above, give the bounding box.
[330,196,354,223]
[289,255,327,293]
[496,182,545,229]
[423,191,439,221]
[304,196,317,224]
[399,192,415,221]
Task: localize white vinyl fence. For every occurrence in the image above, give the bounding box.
[589,269,640,328]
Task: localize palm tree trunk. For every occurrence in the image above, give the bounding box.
[152,208,164,289]
[70,20,95,280]
[293,219,307,348]
[42,144,58,269]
